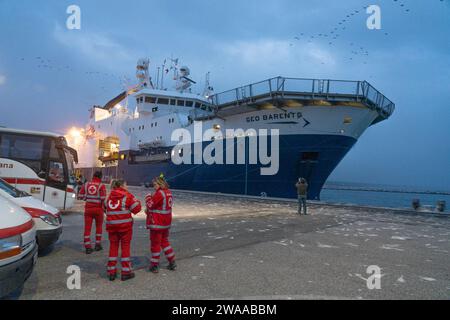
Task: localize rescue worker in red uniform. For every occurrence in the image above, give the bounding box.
[104,180,141,281]
[145,175,176,273]
[77,171,106,254]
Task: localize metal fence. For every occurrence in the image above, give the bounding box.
[210,76,395,118]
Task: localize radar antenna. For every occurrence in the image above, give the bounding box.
[175,65,196,93]
[203,72,214,98]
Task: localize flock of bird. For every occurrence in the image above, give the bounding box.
[18,56,128,93]
[289,0,445,65]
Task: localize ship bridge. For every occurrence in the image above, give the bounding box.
[211,77,395,125]
[135,89,213,115]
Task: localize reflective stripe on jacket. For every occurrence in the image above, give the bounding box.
[77,177,106,212]
[145,188,173,230]
[105,187,141,232]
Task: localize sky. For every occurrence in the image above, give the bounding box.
[0,0,449,190]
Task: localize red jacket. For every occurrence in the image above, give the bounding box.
[77,177,106,214]
[104,187,141,232]
[145,188,173,230]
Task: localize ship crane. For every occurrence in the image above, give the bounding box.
[101,58,154,111]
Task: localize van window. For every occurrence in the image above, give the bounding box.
[0,179,28,197]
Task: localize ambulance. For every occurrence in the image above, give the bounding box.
[0,178,62,251]
[0,194,38,298]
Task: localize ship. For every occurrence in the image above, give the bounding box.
[69,58,395,200]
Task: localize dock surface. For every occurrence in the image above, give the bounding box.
[17,187,450,300]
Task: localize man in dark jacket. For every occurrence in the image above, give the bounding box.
[295,178,308,215]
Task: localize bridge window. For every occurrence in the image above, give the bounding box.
[145,96,157,103]
[185,101,193,107]
[170,99,176,105]
[195,102,201,108]
[158,98,169,105]
[177,100,185,106]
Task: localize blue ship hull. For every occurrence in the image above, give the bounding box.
[116,134,357,200]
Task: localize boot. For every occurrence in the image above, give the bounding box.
[121,272,135,281]
[108,273,117,281]
[95,244,103,251]
[167,261,177,271]
[148,265,159,273]
[85,248,93,254]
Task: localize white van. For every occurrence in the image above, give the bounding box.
[0,194,38,298]
[0,178,62,251]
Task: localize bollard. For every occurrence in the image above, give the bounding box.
[436,201,446,213]
[412,199,420,210]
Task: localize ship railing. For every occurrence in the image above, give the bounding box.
[210,76,395,119]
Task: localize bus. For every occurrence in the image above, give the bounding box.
[0,128,78,210]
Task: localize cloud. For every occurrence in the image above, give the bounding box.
[52,24,137,70]
[0,74,6,86]
[218,39,336,74]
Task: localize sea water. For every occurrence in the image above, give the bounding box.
[321,182,450,212]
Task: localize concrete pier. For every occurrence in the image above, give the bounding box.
[15,187,450,300]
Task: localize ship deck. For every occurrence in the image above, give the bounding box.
[210,77,395,125]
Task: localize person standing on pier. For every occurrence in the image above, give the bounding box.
[295,177,308,215]
[104,180,142,281]
[145,175,177,273]
[77,171,106,254]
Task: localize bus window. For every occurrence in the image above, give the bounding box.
[48,161,65,184]
[0,134,44,174]
[49,140,60,159]
[64,149,76,185]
